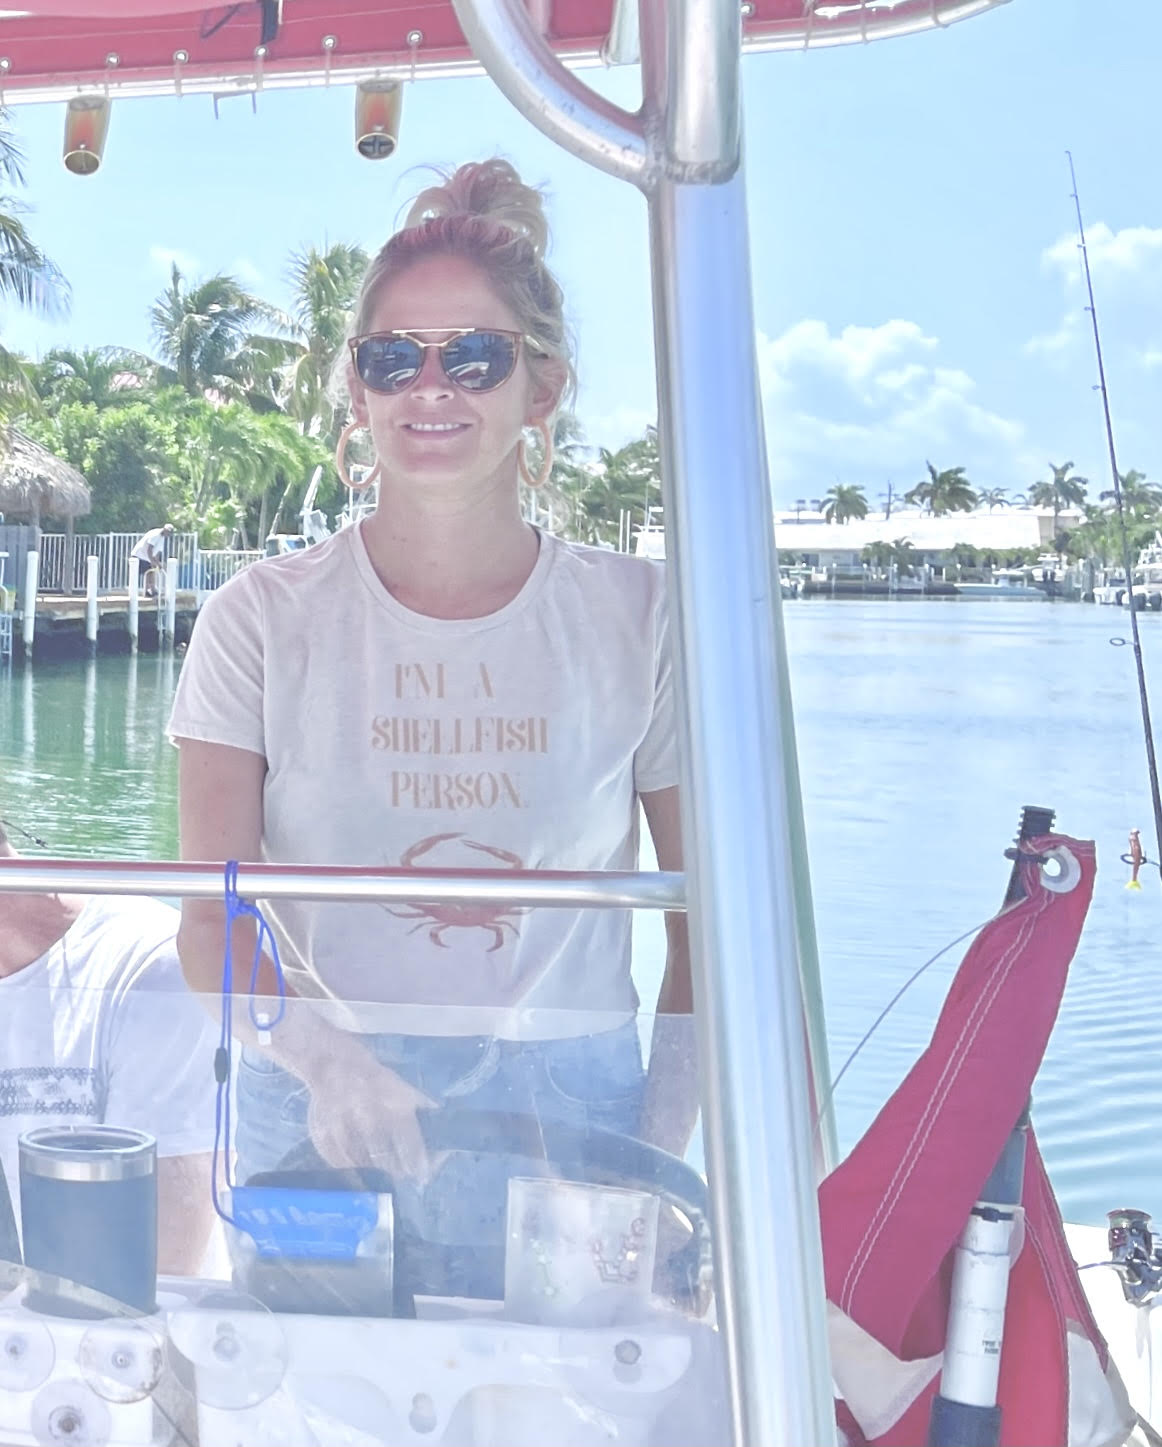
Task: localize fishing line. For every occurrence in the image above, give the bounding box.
[0,817,48,850]
[813,913,996,1138]
[1068,151,1162,890]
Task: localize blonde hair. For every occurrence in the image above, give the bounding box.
[342,159,575,407]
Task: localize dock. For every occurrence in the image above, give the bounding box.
[25,591,199,657]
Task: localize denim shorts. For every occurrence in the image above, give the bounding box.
[233,1021,646,1295]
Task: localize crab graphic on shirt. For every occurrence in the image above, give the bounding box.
[384,832,525,952]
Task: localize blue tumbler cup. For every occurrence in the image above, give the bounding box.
[19,1126,157,1318]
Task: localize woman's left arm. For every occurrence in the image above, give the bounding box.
[639,786,701,1157]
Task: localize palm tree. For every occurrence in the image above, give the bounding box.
[0,111,69,423]
[285,242,369,437]
[904,462,977,516]
[1101,469,1162,512]
[821,483,869,524]
[263,243,369,536]
[30,346,153,410]
[861,541,895,569]
[1028,461,1088,536]
[153,392,324,545]
[978,488,1010,511]
[0,113,67,321]
[150,263,282,398]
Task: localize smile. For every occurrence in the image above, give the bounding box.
[403,422,469,433]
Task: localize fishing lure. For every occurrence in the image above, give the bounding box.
[1126,829,1144,891]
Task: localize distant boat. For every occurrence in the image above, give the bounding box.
[955,568,1047,600]
[1093,535,1162,610]
[1127,533,1162,611]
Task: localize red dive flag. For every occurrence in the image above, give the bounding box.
[819,836,1134,1447]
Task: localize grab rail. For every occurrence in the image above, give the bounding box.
[0,857,685,910]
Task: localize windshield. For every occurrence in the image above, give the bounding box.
[0,975,727,1446]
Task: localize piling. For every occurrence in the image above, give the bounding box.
[127,557,140,651]
[84,556,99,653]
[21,551,38,658]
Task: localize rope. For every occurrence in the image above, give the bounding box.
[211,859,286,1226]
[813,913,996,1140]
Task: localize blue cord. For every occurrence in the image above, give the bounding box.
[212,860,286,1226]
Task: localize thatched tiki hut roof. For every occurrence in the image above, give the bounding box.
[0,428,91,527]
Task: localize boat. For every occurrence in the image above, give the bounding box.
[954,568,1048,600]
[0,5,1156,1447]
[1094,570,1130,606]
[1093,538,1162,611]
[1125,535,1162,611]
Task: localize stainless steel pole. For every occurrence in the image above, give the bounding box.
[646,165,836,1447]
[638,1,835,1438]
[0,856,683,910]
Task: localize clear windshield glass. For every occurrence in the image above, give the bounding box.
[0,982,727,1447]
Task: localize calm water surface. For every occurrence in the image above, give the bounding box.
[2,600,1160,1224]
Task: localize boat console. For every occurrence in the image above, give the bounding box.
[0,1079,728,1447]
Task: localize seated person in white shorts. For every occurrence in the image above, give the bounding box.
[0,817,219,1274]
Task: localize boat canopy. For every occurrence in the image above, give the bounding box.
[0,1,1009,102]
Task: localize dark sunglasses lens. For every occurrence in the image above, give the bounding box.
[440,331,517,392]
[355,336,423,393]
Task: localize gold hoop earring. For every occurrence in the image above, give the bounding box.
[334,420,382,492]
[518,420,554,490]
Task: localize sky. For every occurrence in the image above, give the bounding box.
[0,0,1158,510]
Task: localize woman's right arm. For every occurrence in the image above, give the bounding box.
[174,738,432,1176]
[176,738,268,1002]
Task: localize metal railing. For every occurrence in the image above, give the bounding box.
[35,532,253,597]
[0,857,685,911]
[197,548,263,595]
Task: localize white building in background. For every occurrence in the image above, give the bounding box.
[773,506,1081,567]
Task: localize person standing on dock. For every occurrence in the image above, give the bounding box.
[131,522,174,598]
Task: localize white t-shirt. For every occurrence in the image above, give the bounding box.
[168,524,678,1038]
[131,527,166,563]
[0,896,219,1222]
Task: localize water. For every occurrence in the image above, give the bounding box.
[2,601,1160,1224]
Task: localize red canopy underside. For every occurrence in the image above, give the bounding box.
[0,1,1006,98]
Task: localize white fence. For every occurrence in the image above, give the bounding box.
[196,549,263,594]
[36,532,253,597]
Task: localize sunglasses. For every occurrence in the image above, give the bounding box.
[348,328,542,396]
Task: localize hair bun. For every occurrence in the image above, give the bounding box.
[403,159,550,258]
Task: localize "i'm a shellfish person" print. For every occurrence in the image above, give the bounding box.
[373,660,547,953]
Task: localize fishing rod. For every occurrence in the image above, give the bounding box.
[1067,151,1162,890]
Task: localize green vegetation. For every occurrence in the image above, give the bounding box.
[0,99,1159,564]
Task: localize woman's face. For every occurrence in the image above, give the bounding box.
[350,253,560,498]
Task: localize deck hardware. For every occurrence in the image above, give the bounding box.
[1107,1209,1162,1306]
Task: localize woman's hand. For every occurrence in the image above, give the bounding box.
[304,1046,437,1182]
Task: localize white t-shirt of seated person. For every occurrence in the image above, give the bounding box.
[0,896,219,1224]
[167,525,678,1039]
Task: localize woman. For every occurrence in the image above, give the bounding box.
[170,161,696,1263]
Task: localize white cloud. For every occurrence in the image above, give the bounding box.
[1027,222,1162,365]
[148,245,199,277]
[1141,346,1162,370]
[1024,310,1083,359]
[757,317,1036,497]
[1042,222,1162,287]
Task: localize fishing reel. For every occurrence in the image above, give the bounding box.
[1106,1209,1162,1306]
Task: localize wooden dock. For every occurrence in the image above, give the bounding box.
[24,591,200,657]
